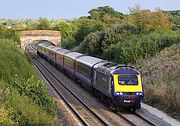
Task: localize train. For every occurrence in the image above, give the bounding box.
[36,41,144,111]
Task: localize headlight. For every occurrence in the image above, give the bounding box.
[136,92,140,95]
[114,92,124,96]
[119,92,123,95]
[136,92,143,96]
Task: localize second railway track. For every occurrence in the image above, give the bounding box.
[26,44,159,126]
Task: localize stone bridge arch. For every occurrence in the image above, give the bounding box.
[20,30,61,50]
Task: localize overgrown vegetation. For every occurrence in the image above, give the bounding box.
[102,30,180,64]
[167,10,180,29]
[136,44,180,120]
[127,7,173,30]
[0,6,179,120]
[0,39,57,125]
[0,29,20,42]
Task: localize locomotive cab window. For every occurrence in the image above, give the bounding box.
[118,75,138,85]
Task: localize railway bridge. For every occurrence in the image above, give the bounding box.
[20,30,61,50]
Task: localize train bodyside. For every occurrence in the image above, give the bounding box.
[55,49,70,70]
[37,43,51,56]
[63,52,84,78]
[46,46,61,64]
[75,55,105,88]
[37,43,144,110]
[92,62,113,98]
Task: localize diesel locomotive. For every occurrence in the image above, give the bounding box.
[37,42,144,111]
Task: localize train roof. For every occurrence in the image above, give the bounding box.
[56,48,70,55]
[95,62,117,75]
[38,40,55,44]
[76,55,104,67]
[47,46,61,51]
[38,42,54,47]
[64,51,84,60]
[95,62,140,75]
[112,67,140,75]
[43,45,54,50]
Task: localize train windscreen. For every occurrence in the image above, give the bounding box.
[118,75,138,85]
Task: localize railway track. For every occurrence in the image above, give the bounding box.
[26,45,110,126]
[117,112,157,126]
[26,44,158,126]
[135,113,157,126]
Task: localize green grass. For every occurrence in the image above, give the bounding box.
[0,39,57,125]
[0,29,20,42]
[0,80,57,125]
[136,44,180,120]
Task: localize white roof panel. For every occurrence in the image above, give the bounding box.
[64,52,84,59]
[76,55,104,67]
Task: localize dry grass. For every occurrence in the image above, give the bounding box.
[136,44,180,120]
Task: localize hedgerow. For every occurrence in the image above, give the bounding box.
[0,39,57,124]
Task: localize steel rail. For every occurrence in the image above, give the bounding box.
[26,45,109,126]
[26,47,88,126]
[134,112,157,126]
[28,44,156,126]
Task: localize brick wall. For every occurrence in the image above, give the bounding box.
[20,30,61,50]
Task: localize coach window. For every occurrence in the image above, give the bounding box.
[56,54,62,63]
[65,57,74,69]
[78,63,90,77]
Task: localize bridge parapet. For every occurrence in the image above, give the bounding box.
[20,30,61,50]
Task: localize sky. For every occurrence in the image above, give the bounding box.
[0,0,179,19]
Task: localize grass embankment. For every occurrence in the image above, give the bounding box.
[102,30,180,120]
[0,39,57,125]
[136,44,180,120]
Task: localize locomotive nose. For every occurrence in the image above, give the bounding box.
[112,95,141,109]
[111,71,143,110]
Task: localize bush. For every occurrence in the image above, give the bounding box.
[74,18,104,43]
[79,31,105,55]
[136,44,180,120]
[102,31,180,64]
[0,80,57,125]
[0,105,13,125]
[102,23,140,48]
[0,39,56,115]
[62,35,77,50]
[36,17,50,30]
[0,29,20,42]
[53,21,78,40]
[127,7,173,30]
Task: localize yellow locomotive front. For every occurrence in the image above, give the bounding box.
[111,67,143,111]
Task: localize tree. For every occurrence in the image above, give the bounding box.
[80,31,105,55]
[88,6,124,27]
[74,18,104,42]
[0,24,5,30]
[167,10,180,29]
[53,21,77,39]
[36,17,50,30]
[102,24,140,49]
[88,6,124,20]
[127,7,173,30]
[62,35,77,49]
